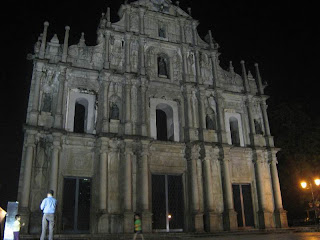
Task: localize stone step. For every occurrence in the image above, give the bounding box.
[20,228,309,240]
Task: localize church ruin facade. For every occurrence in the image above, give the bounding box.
[18,0,288,234]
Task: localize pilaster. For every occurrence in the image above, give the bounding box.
[49,133,62,194]
[188,144,204,232]
[102,80,111,133]
[123,139,134,233]
[140,141,152,233]
[269,149,288,228]
[254,150,275,229]
[125,79,132,134]
[221,147,238,230]
[54,70,66,129]
[104,30,111,69]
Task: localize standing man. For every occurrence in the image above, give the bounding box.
[40,190,57,240]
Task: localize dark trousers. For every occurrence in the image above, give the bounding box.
[40,214,55,240]
[13,231,19,240]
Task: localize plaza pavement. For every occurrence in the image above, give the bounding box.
[184,232,320,240]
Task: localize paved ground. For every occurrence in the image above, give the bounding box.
[185,232,320,240]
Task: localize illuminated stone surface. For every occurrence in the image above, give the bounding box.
[17,0,287,235]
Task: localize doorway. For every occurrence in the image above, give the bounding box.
[232,184,254,228]
[152,174,184,232]
[62,177,91,232]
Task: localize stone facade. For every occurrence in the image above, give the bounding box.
[18,0,288,234]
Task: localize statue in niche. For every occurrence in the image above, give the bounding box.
[254,119,263,135]
[158,57,168,77]
[110,103,119,120]
[42,93,52,112]
[206,114,215,130]
[188,52,195,75]
[159,25,166,38]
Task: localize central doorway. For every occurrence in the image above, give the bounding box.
[62,177,91,233]
[232,184,254,228]
[152,174,184,232]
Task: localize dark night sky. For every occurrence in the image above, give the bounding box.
[0,0,317,209]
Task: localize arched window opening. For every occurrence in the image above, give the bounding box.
[230,117,240,146]
[156,109,167,141]
[74,103,86,133]
[156,103,174,141]
[254,119,264,135]
[158,56,169,78]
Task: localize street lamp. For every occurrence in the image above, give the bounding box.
[300,179,320,224]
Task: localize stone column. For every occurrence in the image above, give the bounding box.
[49,133,61,194]
[125,33,131,73]
[123,140,134,233]
[141,78,148,136]
[62,26,70,62]
[99,151,108,210]
[179,19,186,43]
[210,52,219,88]
[125,6,130,32]
[107,140,121,233]
[104,31,111,69]
[39,21,49,59]
[192,21,198,46]
[200,91,207,129]
[125,80,132,134]
[215,91,227,143]
[260,102,271,136]
[140,141,152,232]
[139,8,145,34]
[187,91,193,128]
[270,150,288,228]
[182,46,189,82]
[21,132,36,208]
[254,63,264,95]
[246,98,256,146]
[102,81,111,132]
[240,60,250,93]
[189,145,203,231]
[195,50,202,84]
[60,74,69,129]
[260,101,274,147]
[54,71,65,128]
[192,90,199,129]
[203,146,223,231]
[139,37,146,75]
[221,148,238,230]
[131,81,138,135]
[30,70,44,125]
[98,139,109,233]
[246,99,256,135]
[254,150,274,229]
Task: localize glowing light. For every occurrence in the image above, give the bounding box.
[301,181,307,189]
[315,179,320,186]
[0,207,6,222]
[168,214,172,219]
